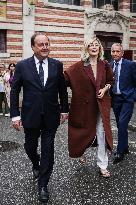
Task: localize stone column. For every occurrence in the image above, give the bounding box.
[119,0,130,13]
[22,0,35,58]
[80,0,92,7]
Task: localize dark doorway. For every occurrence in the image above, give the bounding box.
[95,31,122,62]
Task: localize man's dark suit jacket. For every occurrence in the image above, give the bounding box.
[110,58,136,102]
[10,56,69,129]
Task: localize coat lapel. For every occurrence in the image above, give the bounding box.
[83,63,96,87]
[96,60,105,88]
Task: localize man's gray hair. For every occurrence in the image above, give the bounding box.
[111,43,123,51]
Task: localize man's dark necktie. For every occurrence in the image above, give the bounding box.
[112,62,119,94]
[39,61,44,86]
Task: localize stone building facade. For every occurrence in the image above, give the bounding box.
[0,0,136,69]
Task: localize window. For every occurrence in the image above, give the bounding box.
[130,0,136,12]
[48,0,80,6]
[0,30,6,53]
[93,0,118,10]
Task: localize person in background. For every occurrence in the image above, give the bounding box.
[3,63,16,109]
[110,43,136,164]
[64,36,114,177]
[8,63,16,87]
[10,33,69,204]
[0,64,10,117]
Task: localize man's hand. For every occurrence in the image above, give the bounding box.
[12,120,22,131]
[60,113,68,124]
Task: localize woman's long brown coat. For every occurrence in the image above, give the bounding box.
[64,60,114,158]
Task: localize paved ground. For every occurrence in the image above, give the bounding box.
[0,108,136,205]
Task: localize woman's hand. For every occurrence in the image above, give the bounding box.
[97,84,111,99]
[97,87,107,99]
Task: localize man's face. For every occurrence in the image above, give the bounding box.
[32,35,50,60]
[111,45,123,62]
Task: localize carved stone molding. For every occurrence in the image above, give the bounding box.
[85,8,130,50]
[86,9,129,27]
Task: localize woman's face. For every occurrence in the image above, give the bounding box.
[88,40,100,58]
[10,65,15,71]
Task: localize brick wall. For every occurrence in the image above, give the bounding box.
[130,16,136,61]
[0,0,23,67]
[35,5,84,69]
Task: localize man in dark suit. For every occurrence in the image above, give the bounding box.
[110,43,136,164]
[10,33,69,203]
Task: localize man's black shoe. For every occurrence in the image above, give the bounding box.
[32,168,40,179]
[113,153,124,164]
[38,187,49,204]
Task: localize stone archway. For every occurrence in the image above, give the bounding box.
[84,7,130,50]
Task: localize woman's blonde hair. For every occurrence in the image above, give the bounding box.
[81,36,104,62]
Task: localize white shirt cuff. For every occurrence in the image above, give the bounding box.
[12,116,21,122]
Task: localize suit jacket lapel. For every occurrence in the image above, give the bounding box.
[110,61,114,70]
[29,56,43,87]
[120,58,125,81]
[44,58,53,89]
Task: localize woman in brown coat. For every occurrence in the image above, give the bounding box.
[64,37,114,177]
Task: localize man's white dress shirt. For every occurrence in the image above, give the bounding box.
[113,58,122,94]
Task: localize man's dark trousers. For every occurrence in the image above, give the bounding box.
[24,117,56,189]
[112,95,134,154]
